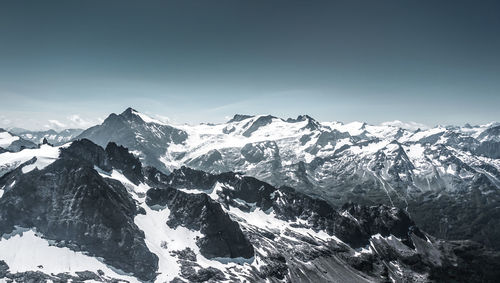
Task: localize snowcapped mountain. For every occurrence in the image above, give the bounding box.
[0,139,498,282]
[75,107,187,172]
[0,129,37,153]
[11,128,83,146]
[74,108,500,251]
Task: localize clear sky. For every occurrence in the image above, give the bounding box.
[0,0,499,130]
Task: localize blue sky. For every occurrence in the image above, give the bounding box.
[1,0,499,130]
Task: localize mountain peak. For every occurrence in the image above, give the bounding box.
[286,114,316,122]
[120,107,138,117]
[286,114,320,130]
[118,107,168,125]
[228,114,254,123]
[297,114,314,121]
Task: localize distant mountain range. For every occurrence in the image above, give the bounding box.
[0,128,37,152]
[0,107,499,282]
[10,128,83,146]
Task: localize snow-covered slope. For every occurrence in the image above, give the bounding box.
[0,144,65,178]
[0,131,19,149]
[0,228,139,282]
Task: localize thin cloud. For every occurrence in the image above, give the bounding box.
[48,119,66,128]
[68,114,93,127]
[152,114,170,124]
[380,120,429,131]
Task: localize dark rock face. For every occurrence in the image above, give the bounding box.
[269,187,368,248]
[343,203,425,247]
[286,115,321,130]
[187,149,223,171]
[147,165,218,190]
[242,115,276,137]
[428,240,500,283]
[0,261,7,278]
[306,130,351,155]
[477,125,500,141]
[218,173,277,211]
[268,187,426,250]
[171,248,197,261]
[0,140,158,281]
[5,138,38,152]
[241,141,280,165]
[146,187,255,259]
[180,266,225,283]
[227,114,254,123]
[153,166,277,211]
[257,253,288,280]
[105,142,144,184]
[408,190,500,252]
[60,138,111,170]
[475,140,500,159]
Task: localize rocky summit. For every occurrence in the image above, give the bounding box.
[0,138,499,282]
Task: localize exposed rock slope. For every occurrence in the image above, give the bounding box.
[0,140,499,282]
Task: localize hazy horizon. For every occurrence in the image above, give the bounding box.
[2,106,499,132]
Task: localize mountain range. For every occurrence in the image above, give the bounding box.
[0,107,499,282]
[75,108,500,250]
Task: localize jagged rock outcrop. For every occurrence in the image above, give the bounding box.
[0,140,158,281]
[105,142,144,184]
